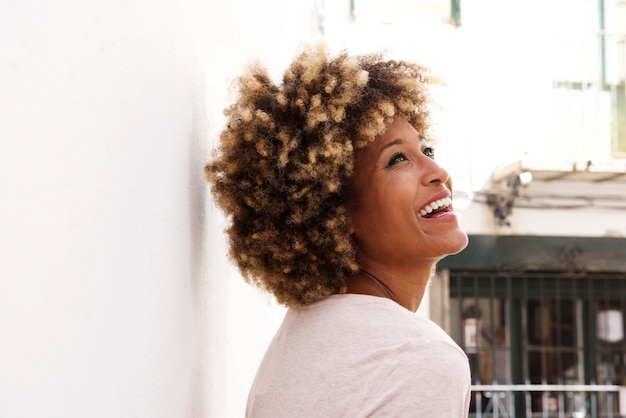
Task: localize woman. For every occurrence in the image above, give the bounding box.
[206,44,470,417]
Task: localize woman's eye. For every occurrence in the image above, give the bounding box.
[423,147,435,158]
[386,152,408,167]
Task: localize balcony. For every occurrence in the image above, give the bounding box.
[471,384,625,418]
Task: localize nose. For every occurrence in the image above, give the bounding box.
[421,157,450,186]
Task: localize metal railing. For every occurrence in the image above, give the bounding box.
[471,384,625,418]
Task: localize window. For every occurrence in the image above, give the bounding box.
[604,0,626,155]
[449,271,626,418]
[550,0,626,157]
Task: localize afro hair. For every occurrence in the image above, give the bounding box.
[206,44,438,306]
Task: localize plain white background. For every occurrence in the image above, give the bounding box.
[0,0,316,416]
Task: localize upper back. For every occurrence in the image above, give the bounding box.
[246,294,471,418]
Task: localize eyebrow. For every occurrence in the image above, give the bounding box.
[380,138,404,154]
[379,134,427,155]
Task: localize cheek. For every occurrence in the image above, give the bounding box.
[350,191,386,234]
[354,186,405,228]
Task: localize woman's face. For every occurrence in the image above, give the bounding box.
[349,117,468,270]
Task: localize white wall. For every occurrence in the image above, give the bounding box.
[0,1,208,416]
[0,0,325,417]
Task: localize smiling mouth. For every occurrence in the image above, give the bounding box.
[418,197,453,218]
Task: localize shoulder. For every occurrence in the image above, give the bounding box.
[248,294,471,418]
[290,294,464,349]
[360,338,470,417]
[280,294,470,380]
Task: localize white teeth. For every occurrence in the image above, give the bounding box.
[418,197,452,217]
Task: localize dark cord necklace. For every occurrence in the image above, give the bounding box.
[357,270,396,302]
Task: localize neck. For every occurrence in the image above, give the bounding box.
[357,270,397,301]
[345,265,433,312]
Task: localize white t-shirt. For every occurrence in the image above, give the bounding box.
[246,294,471,417]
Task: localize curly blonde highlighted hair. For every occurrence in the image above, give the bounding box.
[206,44,437,306]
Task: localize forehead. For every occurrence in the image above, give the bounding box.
[361,118,424,156]
[381,117,423,139]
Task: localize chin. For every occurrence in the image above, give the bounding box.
[446,230,469,256]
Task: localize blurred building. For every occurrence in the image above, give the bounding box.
[342,0,626,417]
[200,0,626,416]
[334,0,625,416]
